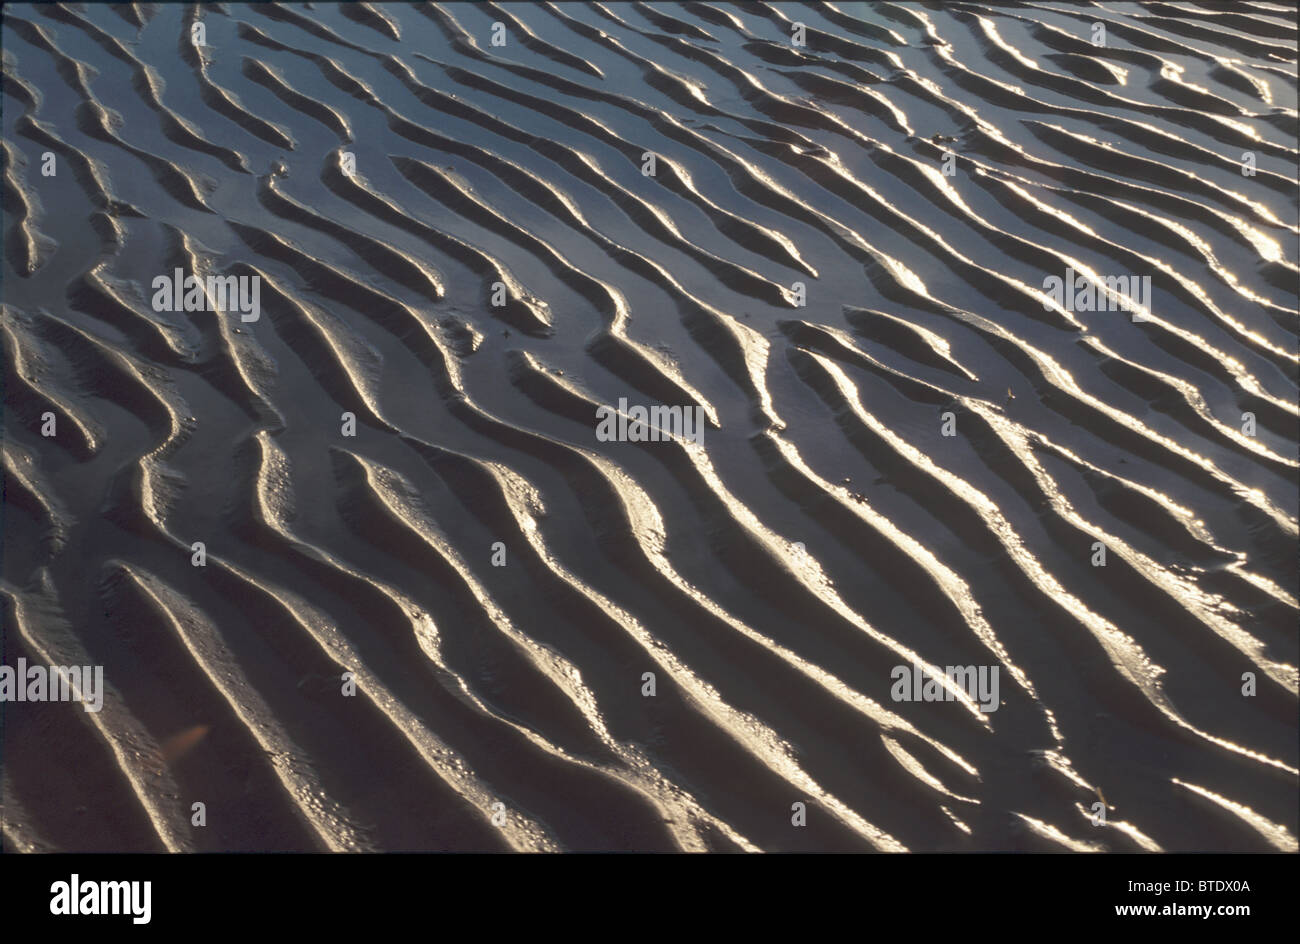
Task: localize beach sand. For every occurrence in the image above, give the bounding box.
[2,1,1296,852]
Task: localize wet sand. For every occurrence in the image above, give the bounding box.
[2,1,1297,852]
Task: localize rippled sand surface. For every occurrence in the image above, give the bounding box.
[2,2,1296,852]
